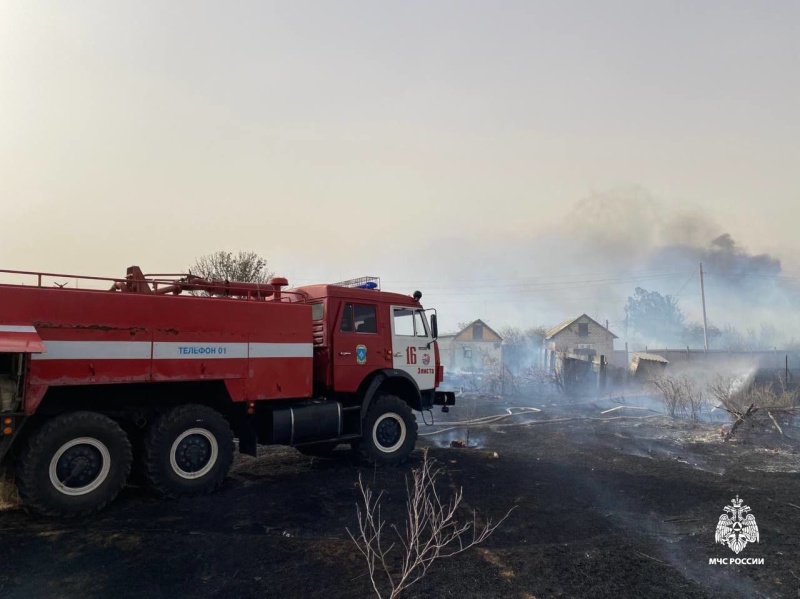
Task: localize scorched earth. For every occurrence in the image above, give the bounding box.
[0,392,798,599]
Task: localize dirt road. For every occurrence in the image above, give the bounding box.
[1,394,798,598]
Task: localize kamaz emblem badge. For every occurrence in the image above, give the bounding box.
[356,345,367,365]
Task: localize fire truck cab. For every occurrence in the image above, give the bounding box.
[300,279,439,403]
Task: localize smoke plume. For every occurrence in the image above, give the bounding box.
[397,186,799,349]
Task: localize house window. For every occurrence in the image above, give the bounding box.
[463,347,473,359]
[577,323,589,337]
[473,324,484,340]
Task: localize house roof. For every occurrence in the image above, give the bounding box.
[454,319,503,341]
[632,352,669,364]
[545,314,618,340]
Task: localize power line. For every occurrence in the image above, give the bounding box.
[422,274,689,297]
[380,268,688,285]
[430,297,635,306]
[671,271,697,300]
[706,272,800,283]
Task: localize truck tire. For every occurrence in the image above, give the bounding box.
[296,442,339,458]
[16,412,132,517]
[142,404,234,499]
[360,394,418,465]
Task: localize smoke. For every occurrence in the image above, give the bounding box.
[645,231,798,348]
[398,186,799,348]
[650,233,782,293]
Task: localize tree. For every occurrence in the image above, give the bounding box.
[189,251,273,284]
[499,326,546,374]
[624,287,684,343]
[716,323,783,352]
[681,322,721,348]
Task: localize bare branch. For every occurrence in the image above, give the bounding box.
[348,449,514,599]
[650,376,705,421]
[707,375,797,440]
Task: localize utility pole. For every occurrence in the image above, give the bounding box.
[700,263,709,352]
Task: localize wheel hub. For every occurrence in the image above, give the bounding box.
[169,428,219,480]
[376,418,402,447]
[175,434,212,473]
[49,437,112,496]
[56,445,103,488]
[372,412,407,453]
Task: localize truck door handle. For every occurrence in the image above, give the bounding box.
[340,352,352,356]
[393,352,402,357]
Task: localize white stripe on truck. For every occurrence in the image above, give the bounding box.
[30,340,313,360]
[31,341,152,360]
[0,325,38,333]
[249,343,314,358]
[153,342,249,360]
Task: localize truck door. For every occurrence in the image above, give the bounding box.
[390,307,435,391]
[332,301,384,392]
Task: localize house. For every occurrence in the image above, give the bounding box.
[544,314,618,363]
[438,319,503,373]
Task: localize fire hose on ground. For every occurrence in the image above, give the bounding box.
[419,406,662,437]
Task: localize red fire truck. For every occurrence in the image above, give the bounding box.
[0,266,455,516]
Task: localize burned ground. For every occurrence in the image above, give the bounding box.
[1,394,799,599]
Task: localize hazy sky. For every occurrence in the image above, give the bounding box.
[2,1,799,330]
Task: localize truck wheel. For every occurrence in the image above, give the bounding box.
[296,442,339,458]
[142,404,234,499]
[360,395,418,465]
[16,412,132,517]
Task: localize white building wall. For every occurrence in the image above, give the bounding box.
[440,339,502,373]
[545,316,615,361]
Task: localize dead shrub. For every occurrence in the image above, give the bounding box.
[348,449,513,599]
[650,376,706,421]
[709,376,798,415]
[707,376,798,440]
[527,366,567,396]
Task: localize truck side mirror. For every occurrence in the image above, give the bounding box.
[430,314,438,339]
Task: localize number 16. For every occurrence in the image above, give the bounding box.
[406,347,417,365]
